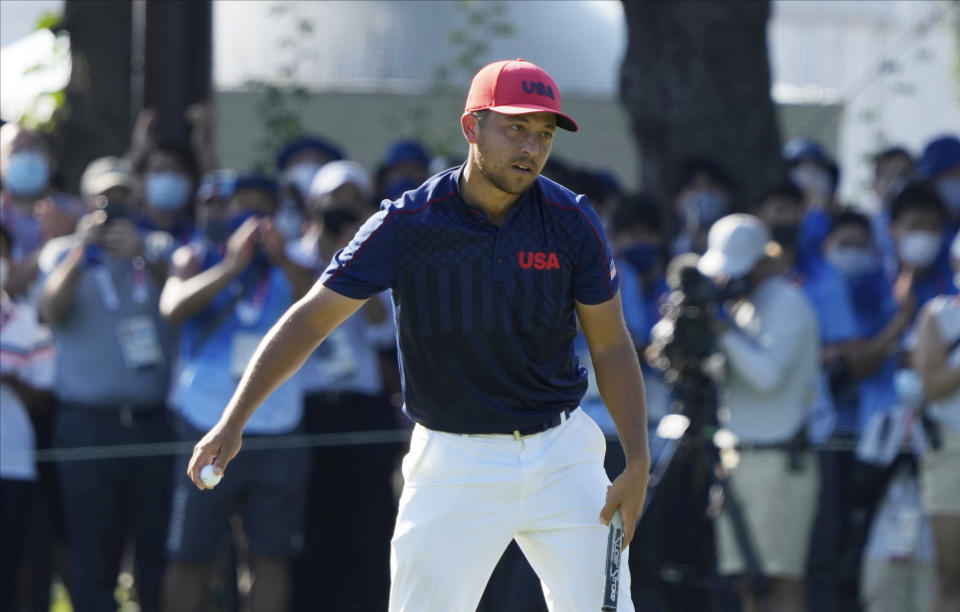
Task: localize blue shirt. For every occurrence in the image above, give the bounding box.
[793,253,861,441]
[171,243,303,434]
[320,166,619,434]
[847,269,901,431]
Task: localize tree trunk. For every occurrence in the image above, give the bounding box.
[56,0,133,194]
[620,0,782,207]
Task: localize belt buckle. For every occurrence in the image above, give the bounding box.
[513,430,523,441]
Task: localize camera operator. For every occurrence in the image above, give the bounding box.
[697,214,821,612]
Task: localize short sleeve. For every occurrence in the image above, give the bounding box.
[320,209,398,299]
[572,196,619,305]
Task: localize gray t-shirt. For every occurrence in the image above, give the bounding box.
[41,236,172,406]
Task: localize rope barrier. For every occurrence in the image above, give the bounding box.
[32,425,879,463]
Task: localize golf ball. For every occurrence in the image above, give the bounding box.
[200,464,222,488]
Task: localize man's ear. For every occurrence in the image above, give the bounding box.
[461,113,479,144]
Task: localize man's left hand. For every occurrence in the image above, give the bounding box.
[599,461,650,550]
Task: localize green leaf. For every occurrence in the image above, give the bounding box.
[35,11,64,32]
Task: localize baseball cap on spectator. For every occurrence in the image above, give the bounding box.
[275,136,344,171]
[915,135,960,180]
[233,173,277,196]
[783,138,829,165]
[80,156,135,198]
[382,140,430,170]
[464,59,578,132]
[697,213,772,278]
[308,160,372,200]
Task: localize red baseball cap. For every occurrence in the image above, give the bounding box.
[464,59,578,132]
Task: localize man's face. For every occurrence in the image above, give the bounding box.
[472,111,556,196]
[824,223,871,254]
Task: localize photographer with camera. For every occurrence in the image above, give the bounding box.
[697,214,821,612]
[160,172,313,612]
[38,156,175,612]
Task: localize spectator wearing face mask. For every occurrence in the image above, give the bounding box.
[376,139,431,202]
[888,183,956,307]
[916,135,960,231]
[276,135,344,202]
[783,138,842,256]
[286,159,398,610]
[38,156,175,612]
[135,143,200,249]
[0,123,81,300]
[697,213,821,612]
[160,172,313,612]
[820,210,928,611]
[669,158,735,256]
[273,136,345,245]
[870,147,915,279]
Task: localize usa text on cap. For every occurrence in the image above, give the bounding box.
[464,59,578,132]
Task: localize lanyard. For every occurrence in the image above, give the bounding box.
[235,272,271,326]
[92,256,150,312]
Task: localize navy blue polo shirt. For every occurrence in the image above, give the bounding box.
[320,165,619,433]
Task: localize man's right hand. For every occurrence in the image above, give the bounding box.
[187,421,243,490]
[223,217,259,274]
[77,210,108,246]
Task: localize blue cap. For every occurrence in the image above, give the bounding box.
[233,172,278,196]
[783,138,829,165]
[382,140,430,169]
[275,136,344,170]
[916,135,960,180]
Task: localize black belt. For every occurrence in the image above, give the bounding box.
[512,407,575,439]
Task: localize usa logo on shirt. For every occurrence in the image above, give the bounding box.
[518,251,560,270]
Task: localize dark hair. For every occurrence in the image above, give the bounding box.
[610,193,663,235]
[873,146,912,170]
[670,158,737,196]
[136,142,201,188]
[755,179,804,210]
[890,182,946,223]
[829,209,872,237]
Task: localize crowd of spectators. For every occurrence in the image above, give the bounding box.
[0,101,958,612]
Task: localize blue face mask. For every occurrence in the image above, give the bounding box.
[825,246,876,278]
[4,151,50,198]
[146,172,192,212]
[621,244,661,275]
[274,200,303,240]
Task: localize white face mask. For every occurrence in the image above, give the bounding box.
[825,246,876,278]
[897,231,942,268]
[285,163,322,198]
[0,257,8,291]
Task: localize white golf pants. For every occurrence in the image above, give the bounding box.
[389,408,634,611]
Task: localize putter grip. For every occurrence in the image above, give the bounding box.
[601,509,624,611]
